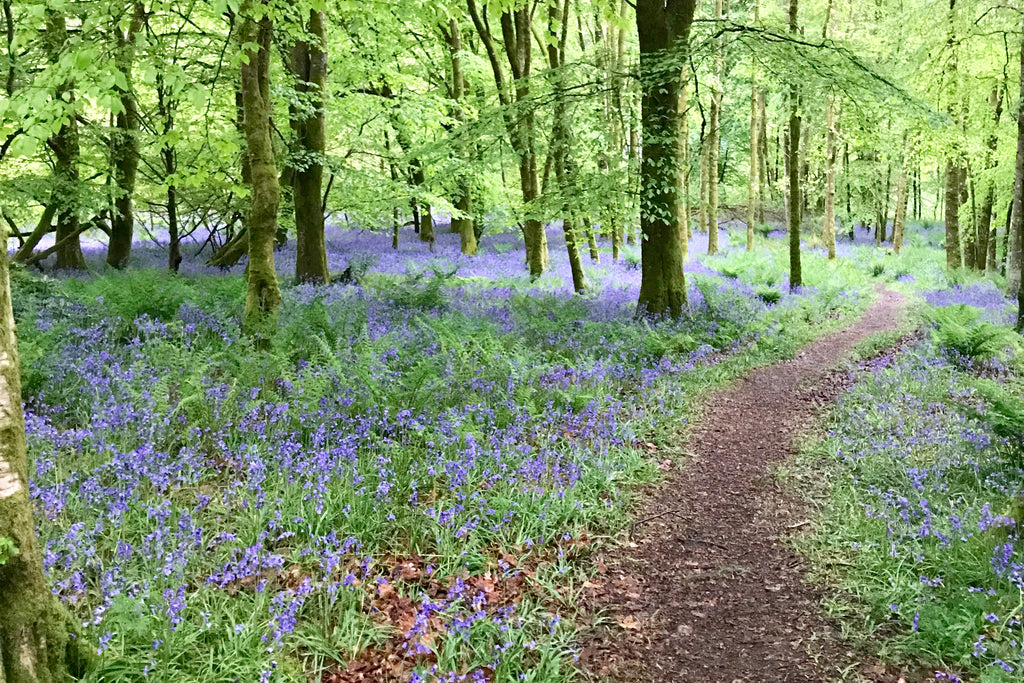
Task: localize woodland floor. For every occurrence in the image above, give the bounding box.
[579,288,918,683]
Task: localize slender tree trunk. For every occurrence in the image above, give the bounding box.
[945,162,964,269]
[106,4,144,269]
[822,97,837,259]
[443,19,477,256]
[746,0,760,252]
[893,143,909,255]
[289,9,330,284]
[945,0,964,270]
[155,74,181,272]
[636,0,697,318]
[239,6,282,339]
[679,73,691,261]
[44,13,85,270]
[757,88,768,222]
[1009,33,1024,298]
[706,0,725,256]
[547,0,585,293]
[976,87,1003,272]
[787,0,802,290]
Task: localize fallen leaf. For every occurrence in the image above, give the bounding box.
[616,615,642,630]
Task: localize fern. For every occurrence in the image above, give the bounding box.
[927,305,1021,366]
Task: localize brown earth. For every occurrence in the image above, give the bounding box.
[579,288,930,683]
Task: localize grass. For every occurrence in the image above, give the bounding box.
[792,280,1024,682]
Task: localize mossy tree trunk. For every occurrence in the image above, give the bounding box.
[786,0,802,290]
[442,18,476,256]
[106,3,145,269]
[289,8,330,284]
[820,0,836,259]
[635,0,697,318]
[977,87,1003,272]
[944,0,964,270]
[239,5,282,339]
[746,0,760,252]
[893,142,909,255]
[0,232,83,683]
[706,0,726,256]
[1009,32,1024,300]
[44,13,85,271]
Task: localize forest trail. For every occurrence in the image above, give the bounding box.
[582,288,909,683]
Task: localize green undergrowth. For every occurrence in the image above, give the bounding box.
[792,291,1024,682]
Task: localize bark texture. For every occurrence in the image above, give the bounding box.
[106,4,145,269]
[239,6,282,339]
[787,0,801,289]
[0,233,84,683]
[1010,33,1024,298]
[635,0,697,318]
[289,9,330,284]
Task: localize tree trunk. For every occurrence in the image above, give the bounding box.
[976,87,1003,272]
[289,9,330,284]
[547,0,585,293]
[0,229,87,683]
[155,74,181,272]
[944,0,963,270]
[893,144,909,255]
[443,19,477,256]
[822,96,837,259]
[746,0,760,252]
[467,1,547,275]
[706,0,725,256]
[12,205,56,264]
[787,0,801,290]
[945,162,964,270]
[1009,33,1024,298]
[106,4,144,269]
[635,0,697,318]
[239,6,282,339]
[678,73,691,262]
[44,13,85,271]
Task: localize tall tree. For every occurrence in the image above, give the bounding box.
[106,3,145,269]
[943,0,964,270]
[441,17,477,256]
[746,0,760,252]
[706,0,726,256]
[288,7,330,284]
[820,0,837,260]
[43,12,86,271]
[1010,31,1024,300]
[466,0,548,277]
[635,0,697,317]
[238,2,282,338]
[787,0,802,289]
[546,0,585,292]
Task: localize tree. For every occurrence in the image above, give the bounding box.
[288,7,330,285]
[466,0,548,277]
[106,3,145,269]
[238,2,282,338]
[635,0,697,318]
[706,0,726,256]
[787,0,802,290]
[441,17,477,256]
[0,229,85,683]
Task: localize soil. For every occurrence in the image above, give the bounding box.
[579,288,924,683]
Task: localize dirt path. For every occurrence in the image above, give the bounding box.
[581,288,908,683]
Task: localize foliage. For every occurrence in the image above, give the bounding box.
[927,304,1021,367]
